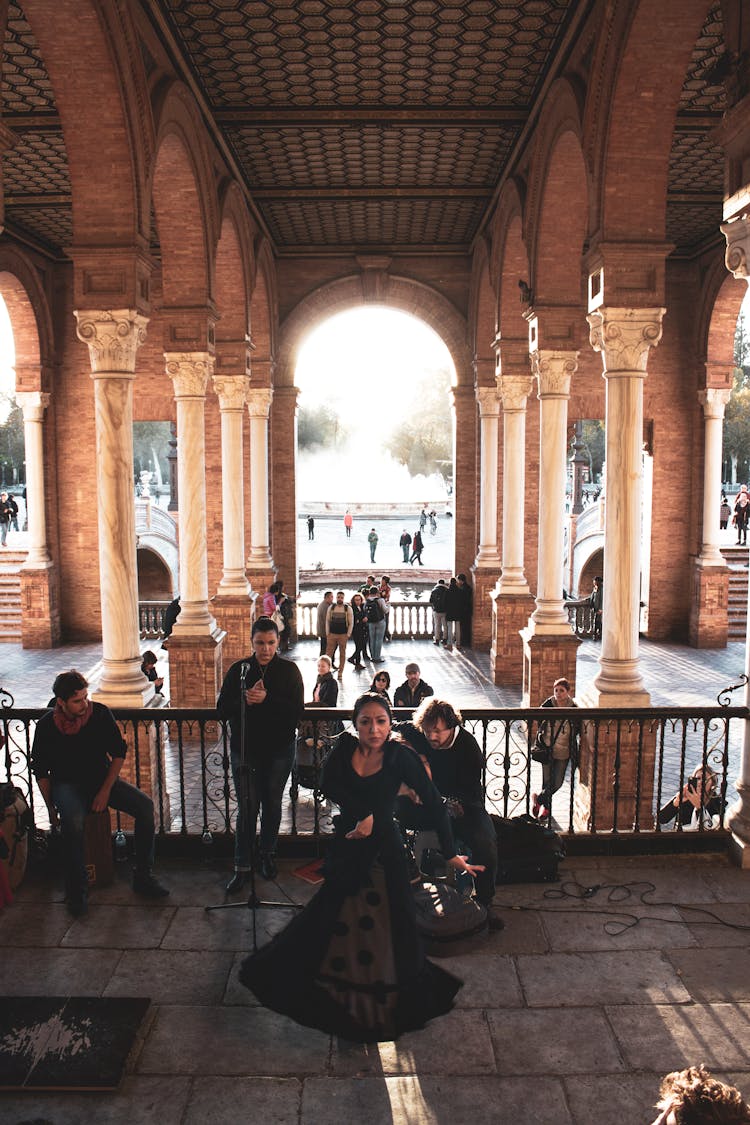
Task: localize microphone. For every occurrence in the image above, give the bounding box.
[240,662,250,688]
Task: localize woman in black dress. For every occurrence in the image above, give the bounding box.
[239,692,483,1042]
[348,591,369,669]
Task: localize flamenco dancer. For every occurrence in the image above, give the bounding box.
[239,692,484,1042]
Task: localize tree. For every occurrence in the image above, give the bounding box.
[0,393,24,485]
[723,366,750,484]
[298,403,347,449]
[580,420,605,482]
[384,368,453,483]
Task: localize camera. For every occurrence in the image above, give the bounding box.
[687,777,697,793]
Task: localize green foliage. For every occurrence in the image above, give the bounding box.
[298,403,347,449]
[723,366,750,479]
[580,420,605,481]
[0,393,24,485]
[133,421,172,486]
[384,367,453,482]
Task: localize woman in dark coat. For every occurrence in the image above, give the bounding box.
[309,655,338,708]
[444,577,461,651]
[348,591,370,669]
[239,692,484,1042]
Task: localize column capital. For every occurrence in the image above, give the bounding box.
[475,385,501,417]
[587,307,665,374]
[165,352,214,398]
[212,373,249,412]
[721,212,750,282]
[74,309,148,375]
[698,386,732,419]
[246,387,273,418]
[532,350,578,398]
[498,374,534,412]
[15,390,51,422]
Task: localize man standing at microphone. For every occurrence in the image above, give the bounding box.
[217,616,304,892]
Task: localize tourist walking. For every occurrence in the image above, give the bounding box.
[344,510,353,538]
[409,529,424,565]
[399,529,411,562]
[368,527,379,563]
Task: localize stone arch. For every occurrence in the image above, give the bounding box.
[491,180,531,345]
[151,82,218,306]
[22,0,151,246]
[578,547,604,604]
[215,183,254,345]
[468,236,497,373]
[0,247,54,392]
[137,545,175,602]
[251,238,278,376]
[586,0,712,240]
[701,257,747,379]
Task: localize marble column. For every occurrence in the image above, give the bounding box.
[491,373,535,685]
[165,352,225,705]
[689,387,732,648]
[471,385,501,648]
[212,373,255,662]
[75,309,153,704]
[245,388,275,599]
[15,390,60,648]
[587,308,664,705]
[720,211,750,863]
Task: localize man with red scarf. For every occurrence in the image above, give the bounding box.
[31,669,169,916]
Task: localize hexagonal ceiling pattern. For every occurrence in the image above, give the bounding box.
[0,0,729,259]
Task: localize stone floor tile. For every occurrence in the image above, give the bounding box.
[607,1002,750,1071]
[184,1076,301,1123]
[0,1076,192,1124]
[485,1007,624,1076]
[561,862,722,905]
[540,903,697,952]
[61,903,175,948]
[331,1009,495,1076]
[222,951,261,1006]
[665,946,750,1002]
[137,1004,330,1075]
[159,904,285,951]
[302,1075,572,1125]
[0,947,119,995]
[516,950,691,1007]
[563,1073,666,1125]
[482,904,550,953]
[678,901,750,947]
[433,953,523,1008]
[0,901,75,946]
[92,861,230,908]
[696,866,750,903]
[104,949,234,1005]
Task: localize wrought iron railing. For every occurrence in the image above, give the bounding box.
[2,698,745,848]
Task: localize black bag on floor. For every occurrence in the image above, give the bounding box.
[492,814,565,884]
[412,880,488,956]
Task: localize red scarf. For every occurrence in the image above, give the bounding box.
[53,700,93,735]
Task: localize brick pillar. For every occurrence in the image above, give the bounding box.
[165,352,226,705]
[689,386,732,648]
[16,391,60,647]
[492,366,535,684]
[75,310,153,706]
[471,383,501,649]
[211,370,255,663]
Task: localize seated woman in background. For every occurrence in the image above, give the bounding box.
[370,669,391,703]
[658,764,724,830]
[140,650,164,694]
[308,655,338,708]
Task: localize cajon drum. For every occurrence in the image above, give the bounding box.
[84,809,114,887]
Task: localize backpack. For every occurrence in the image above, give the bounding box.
[366,598,384,623]
[328,606,348,634]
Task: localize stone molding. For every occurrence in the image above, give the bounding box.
[212,373,249,412]
[165,352,214,398]
[721,213,750,281]
[531,350,577,398]
[75,309,148,375]
[475,385,500,417]
[698,386,732,420]
[16,390,50,422]
[587,307,665,373]
[499,374,534,412]
[246,387,274,418]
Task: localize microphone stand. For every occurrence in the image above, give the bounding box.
[205,659,301,953]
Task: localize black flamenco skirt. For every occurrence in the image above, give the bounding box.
[239,857,462,1042]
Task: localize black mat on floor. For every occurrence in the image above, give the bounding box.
[0,996,150,1090]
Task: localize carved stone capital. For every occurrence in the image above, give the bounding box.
[587,307,665,374]
[531,350,578,398]
[698,386,732,420]
[721,213,750,281]
[213,373,250,412]
[475,385,500,417]
[246,387,273,418]
[498,374,534,413]
[75,309,148,375]
[15,391,51,423]
[165,352,214,398]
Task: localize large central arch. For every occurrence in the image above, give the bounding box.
[272,273,474,585]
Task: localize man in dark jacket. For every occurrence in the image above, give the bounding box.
[31,669,169,916]
[394,697,501,930]
[429,578,449,645]
[217,616,304,890]
[393,663,434,709]
[0,491,17,546]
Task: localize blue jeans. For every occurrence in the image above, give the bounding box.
[539,757,569,811]
[368,620,386,660]
[230,741,295,869]
[52,778,155,898]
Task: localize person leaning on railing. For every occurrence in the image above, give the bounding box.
[532,677,582,821]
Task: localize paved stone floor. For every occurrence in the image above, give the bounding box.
[2,851,750,1124]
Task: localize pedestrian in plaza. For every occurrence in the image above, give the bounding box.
[326,590,353,680]
[161,594,181,648]
[308,655,338,707]
[735,484,750,546]
[720,497,731,530]
[316,590,334,657]
[589,575,603,640]
[419,508,427,531]
[31,669,169,916]
[218,616,304,891]
[429,577,449,645]
[307,515,315,540]
[366,584,387,662]
[393,663,434,709]
[455,573,473,648]
[368,527,379,563]
[140,650,164,694]
[531,677,581,822]
[409,529,424,565]
[379,574,392,641]
[444,576,461,650]
[0,491,17,546]
[344,510,353,538]
[399,528,411,562]
[347,591,370,669]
